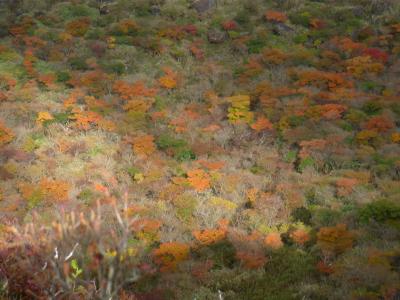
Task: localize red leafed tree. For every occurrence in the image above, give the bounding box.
[364,115,394,133]
[265,11,288,23]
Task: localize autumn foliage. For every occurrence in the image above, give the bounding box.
[0,121,14,146]
[153,242,190,272]
[317,224,354,256]
[132,135,156,157]
[265,11,288,23]
[66,17,91,37]
[0,1,399,298]
[187,169,211,192]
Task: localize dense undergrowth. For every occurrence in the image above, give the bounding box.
[0,0,399,299]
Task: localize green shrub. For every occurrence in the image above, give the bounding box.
[56,71,71,83]
[69,57,89,70]
[103,61,126,75]
[114,35,134,45]
[288,115,306,127]
[359,200,400,224]
[55,3,99,21]
[234,10,251,26]
[246,38,267,54]
[297,157,315,172]
[207,248,317,300]
[311,208,343,227]
[194,240,236,269]
[156,133,187,150]
[156,134,195,161]
[291,207,312,225]
[175,148,196,161]
[362,101,383,116]
[52,111,72,125]
[289,12,312,27]
[85,27,105,40]
[293,33,309,44]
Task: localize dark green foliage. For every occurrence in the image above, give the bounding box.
[156,133,196,161]
[234,10,251,26]
[156,134,187,150]
[103,61,126,75]
[371,154,398,178]
[56,71,71,83]
[175,148,196,161]
[246,38,267,54]
[360,81,385,94]
[51,111,72,125]
[362,101,383,116]
[69,57,88,71]
[294,33,309,44]
[359,200,400,224]
[288,115,306,127]
[292,207,312,225]
[194,240,236,269]
[289,12,312,27]
[56,3,99,21]
[211,248,317,300]
[0,21,9,37]
[311,208,343,227]
[85,27,105,39]
[114,35,134,45]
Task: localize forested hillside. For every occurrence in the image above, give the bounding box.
[0,0,399,299]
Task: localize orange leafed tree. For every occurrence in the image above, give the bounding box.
[187,169,211,192]
[66,17,91,37]
[318,104,347,120]
[291,69,352,91]
[336,178,359,196]
[193,228,227,246]
[123,98,154,113]
[0,121,14,146]
[69,109,102,130]
[113,80,157,100]
[251,116,273,131]
[364,116,394,133]
[265,11,287,23]
[36,111,54,126]
[197,160,225,171]
[193,219,228,246]
[262,48,289,65]
[132,135,156,157]
[23,48,37,77]
[290,228,311,246]
[40,179,71,202]
[117,19,138,34]
[158,67,178,89]
[153,242,190,272]
[317,224,354,256]
[264,232,284,250]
